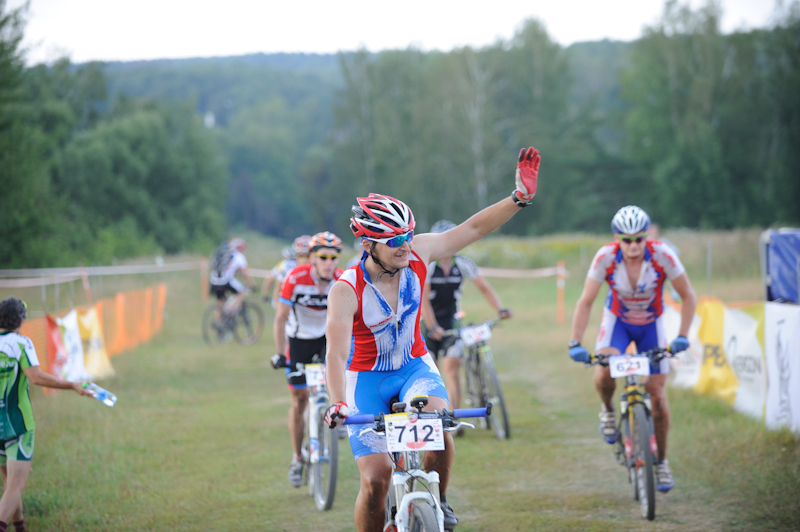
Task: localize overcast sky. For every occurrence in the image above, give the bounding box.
[7,0,779,64]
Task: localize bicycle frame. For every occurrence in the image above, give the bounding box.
[617,375,657,468]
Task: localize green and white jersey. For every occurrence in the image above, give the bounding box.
[0,332,39,440]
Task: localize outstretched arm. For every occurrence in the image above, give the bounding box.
[472,276,510,318]
[23,366,93,396]
[570,277,603,344]
[413,147,541,264]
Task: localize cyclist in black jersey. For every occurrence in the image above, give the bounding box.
[421,220,512,419]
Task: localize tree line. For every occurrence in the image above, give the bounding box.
[1,0,798,268]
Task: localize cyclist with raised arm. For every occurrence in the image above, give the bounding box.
[323,146,541,532]
[421,219,512,424]
[209,238,256,334]
[567,206,697,492]
[271,231,344,488]
[261,235,312,306]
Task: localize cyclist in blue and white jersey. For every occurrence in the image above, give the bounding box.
[421,220,512,419]
[323,146,542,532]
[568,206,697,492]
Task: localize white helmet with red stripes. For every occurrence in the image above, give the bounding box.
[350,193,415,239]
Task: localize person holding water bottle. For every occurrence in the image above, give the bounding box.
[0,297,94,532]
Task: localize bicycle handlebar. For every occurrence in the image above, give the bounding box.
[441,317,504,338]
[589,347,673,366]
[343,406,491,426]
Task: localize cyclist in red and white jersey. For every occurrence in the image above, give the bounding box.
[323,146,541,532]
[568,206,697,492]
[271,231,343,488]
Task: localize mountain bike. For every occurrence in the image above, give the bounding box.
[202,290,265,345]
[585,347,675,521]
[345,396,491,532]
[273,355,338,511]
[442,319,510,439]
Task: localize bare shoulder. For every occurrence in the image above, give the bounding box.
[411,233,437,263]
[329,281,358,313]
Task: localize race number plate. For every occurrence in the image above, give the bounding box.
[609,355,650,378]
[385,413,445,452]
[460,323,492,346]
[305,363,326,386]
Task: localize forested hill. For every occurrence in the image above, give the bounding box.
[3,0,798,268]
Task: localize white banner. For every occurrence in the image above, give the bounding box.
[663,305,703,388]
[723,307,766,419]
[56,310,93,381]
[764,303,800,433]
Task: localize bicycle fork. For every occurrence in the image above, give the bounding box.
[386,452,445,532]
[618,381,658,468]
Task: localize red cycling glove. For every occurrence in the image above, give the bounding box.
[514,146,541,202]
[324,401,350,428]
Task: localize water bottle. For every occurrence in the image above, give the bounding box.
[83,383,117,407]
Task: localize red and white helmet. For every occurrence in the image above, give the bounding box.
[293,235,312,255]
[350,193,415,239]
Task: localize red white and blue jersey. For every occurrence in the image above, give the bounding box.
[587,240,684,326]
[337,252,429,372]
[280,263,343,340]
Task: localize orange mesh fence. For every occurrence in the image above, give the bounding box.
[20,317,48,374]
[97,283,168,358]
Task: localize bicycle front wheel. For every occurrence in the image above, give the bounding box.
[311,408,338,511]
[632,403,656,520]
[480,360,510,439]
[233,301,265,345]
[408,500,439,532]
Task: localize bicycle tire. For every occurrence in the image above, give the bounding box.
[233,301,265,345]
[312,410,338,511]
[201,304,223,345]
[408,500,439,532]
[464,349,488,429]
[479,359,510,439]
[620,414,638,501]
[632,403,656,520]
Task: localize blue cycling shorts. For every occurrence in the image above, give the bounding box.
[345,354,449,460]
[595,308,669,375]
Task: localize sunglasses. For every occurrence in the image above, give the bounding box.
[315,253,340,261]
[619,234,647,244]
[369,231,414,248]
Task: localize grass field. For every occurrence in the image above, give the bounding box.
[3,230,799,531]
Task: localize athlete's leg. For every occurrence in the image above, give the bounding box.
[0,461,31,524]
[645,374,669,462]
[442,356,462,410]
[354,453,393,532]
[288,387,309,457]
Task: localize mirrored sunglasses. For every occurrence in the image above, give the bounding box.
[315,253,340,261]
[369,230,414,248]
[619,234,646,244]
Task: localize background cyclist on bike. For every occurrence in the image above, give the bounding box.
[209,238,256,333]
[421,219,512,428]
[567,205,697,492]
[271,231,343,488]
[323,146,541,532]
[261,235,312,306]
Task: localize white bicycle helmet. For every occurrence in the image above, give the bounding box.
[611,206,650,235]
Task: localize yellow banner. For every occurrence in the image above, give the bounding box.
[77,306,115,379]
[693,299,738,404]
